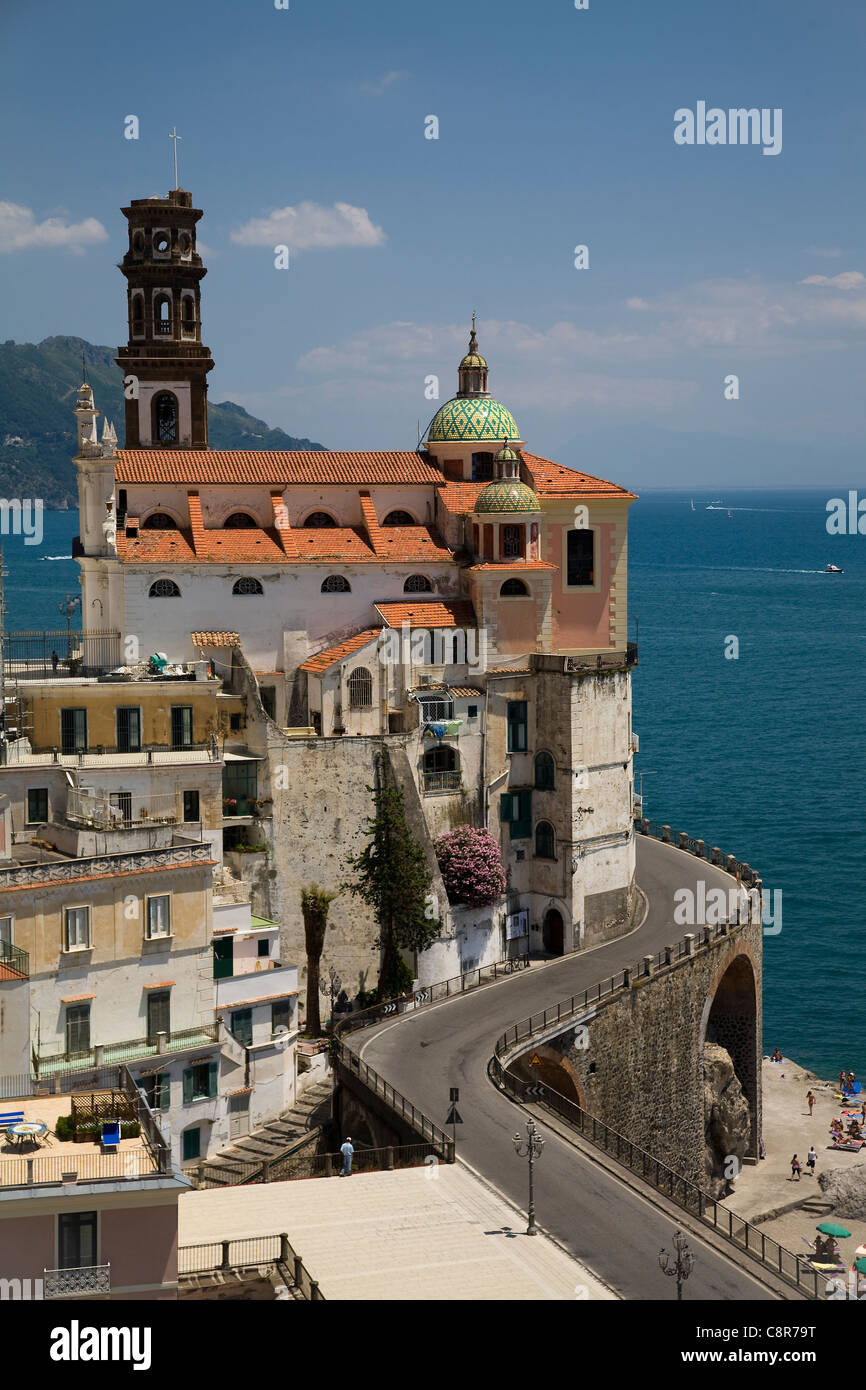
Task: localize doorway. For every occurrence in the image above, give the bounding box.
[542,908,564,955]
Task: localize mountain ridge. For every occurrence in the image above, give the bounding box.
[0,336,326,506]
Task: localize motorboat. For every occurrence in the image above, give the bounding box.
[824,563,843,574]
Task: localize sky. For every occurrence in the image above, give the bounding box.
[0,0,864,488]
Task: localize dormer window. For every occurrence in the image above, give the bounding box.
[224,512,257,529]
[305,511,337,528]
[142,512,177,530]
[383,510,415,526]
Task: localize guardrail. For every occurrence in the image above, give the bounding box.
[178,1233,325,1300]
[489,1062,829,1302]
[333,1047,454,1161]
[191,1141,433,1189]
[636,819,760,888]
[0,1146,159,1189]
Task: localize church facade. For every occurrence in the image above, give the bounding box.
[74,186,640,987]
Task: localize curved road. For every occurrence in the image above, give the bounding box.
[354,836,775,1301]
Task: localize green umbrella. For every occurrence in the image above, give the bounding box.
[817,1222,852,1238]
[854,1258,866,1274]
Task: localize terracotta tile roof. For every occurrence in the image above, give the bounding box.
[448,687,483,697]
[218,990,299,1006]
[469,560,557,571]
[359,491,386,555]
[374,599,476,629]
[294,527,376,560]
[0,962,25,981]
[522,452,636,499]
[485,666,532,676]
[438,481,485,514]
[299,628,382,674]
[115,450,443,487]
[143,981,176,989]
[270,491,299,558]
[367,526,451,561]
[117,528,197,562]
[60,993,96,1003]
[191,631,240,647]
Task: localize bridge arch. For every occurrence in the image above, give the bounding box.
[700,948,759,1160]
[514,1042,586,1109]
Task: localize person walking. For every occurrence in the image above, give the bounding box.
[339,1135,354,1177]
[806,1089,815,1115]
[50,649,59,672]
[790,1154,802,1181]
[807,1146,817,1176]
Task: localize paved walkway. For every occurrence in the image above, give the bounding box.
[179,1164,616,1301]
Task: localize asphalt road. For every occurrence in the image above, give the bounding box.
[356,835,775,1301]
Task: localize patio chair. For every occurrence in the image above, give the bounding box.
[101,1118,120,1152]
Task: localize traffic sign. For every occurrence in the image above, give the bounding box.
[450,1087,459,1102]
[446,1104,463,1126]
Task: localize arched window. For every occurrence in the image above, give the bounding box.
[383,510,414,526]
[149,579,181,598]
[321,575,351,593]
[424,744,457,774]
[142,512,177,530]
[224,512,257,529]
[232,577,264,595]
[304,511,337,528]
[348,667,373,708]
[154,295,172,334]
[500,577,529,597]
[404,574,432,593]
[154,393,178,443]
[535,821,555,859]
[534,751,555,790]
[502,524,524,560]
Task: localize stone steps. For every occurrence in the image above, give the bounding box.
[207,1079,333,1170]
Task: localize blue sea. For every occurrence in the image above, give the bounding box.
[4,494,864,1081]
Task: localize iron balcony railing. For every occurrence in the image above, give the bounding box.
[35,1023,219,1077]
[66,789,181,830]
[423,771,462,794]
[0,938,28,979]
[3,630,121,680]
[0,1149,158,1190]
[43,1264,111,1299]
[178,1234,324,1300]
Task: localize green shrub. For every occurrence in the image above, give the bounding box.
[54,1113,74,1142]
[355,988,378,1010]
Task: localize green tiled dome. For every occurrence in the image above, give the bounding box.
[459,352,487,370]
[495,443,520,464]
[474,479,540,514]
[428,397,519,443]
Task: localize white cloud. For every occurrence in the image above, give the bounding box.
[0,202,108,255]
[800,271,866,290]
[231,201,385,251]
[360,70,408,96]
[626,297,649,310]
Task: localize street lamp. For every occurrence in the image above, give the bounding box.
[513,1117,544,1236]
[58,595,80,662]
[319,965,342,1027]
[659,1229,694,1299]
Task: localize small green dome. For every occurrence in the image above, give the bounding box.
[494,442,520,464]
[475,479,540,514]
[428,397,519,444]
[459,352,487,370]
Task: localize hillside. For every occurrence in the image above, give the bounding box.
[0,336,326,507]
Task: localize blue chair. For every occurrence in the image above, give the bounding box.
[101,1118,120,1151]
[0,1112,25,1126]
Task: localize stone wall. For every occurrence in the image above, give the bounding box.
[512,919,763,1188]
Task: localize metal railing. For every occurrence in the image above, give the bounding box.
[191,1141,433,1189]
[566,642,638,673]
[422,771,462,793]
[0,938,28,979]
[66,789,180,830]
[43,1263,111,1299]
[489,1062,830,1301]
[178,1233,324,1300]
[0,1147,158,1189]
[35,1024,219,1077]
[333,1046,454,1161]
[3,630,121,680]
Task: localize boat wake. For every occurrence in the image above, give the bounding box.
[41,555,73,561]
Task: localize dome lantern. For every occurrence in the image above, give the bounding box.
[457,312,489,398]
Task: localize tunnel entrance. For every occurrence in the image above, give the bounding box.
[702,952,759,1162]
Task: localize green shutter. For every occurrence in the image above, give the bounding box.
[157,1075,170,1110]
[207,1061,218,1098]
[500,792,513,823]
[182,1068,193,1104]
[512,790,532,839]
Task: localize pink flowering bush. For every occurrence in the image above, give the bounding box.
[434,827,507,907]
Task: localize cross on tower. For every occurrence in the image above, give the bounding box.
[168,127,182,189]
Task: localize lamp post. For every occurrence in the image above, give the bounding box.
[319,966,342,1028]
[58,595,80,662]
[513,1117,544,1235]
[659,1229,694,1299]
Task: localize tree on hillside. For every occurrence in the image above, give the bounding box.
[345,755,437,1001]
[301,884,338,1036]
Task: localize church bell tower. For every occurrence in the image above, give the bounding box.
[115,188,214,448]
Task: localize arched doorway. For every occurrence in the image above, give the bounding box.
[702,952,759,1159]
[542,908,564,955]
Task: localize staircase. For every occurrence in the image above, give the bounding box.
[198,1078,333,1184]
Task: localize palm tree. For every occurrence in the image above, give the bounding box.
[301,884,338,1036]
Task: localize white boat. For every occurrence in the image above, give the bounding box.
[824,563,843,574]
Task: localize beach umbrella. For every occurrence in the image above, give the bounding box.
[816,1222,852,1238]
[854,1258,866,1274]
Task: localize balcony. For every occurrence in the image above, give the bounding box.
[155,319,173,335]
[0,842,214,894]
[0,938,28,980]
[66,789,180,831]
[214,962,298,1011]
[423,771,462,794]
[4,742,219,768]
[44,1264,111,1299]
[35,1022,220,1078]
